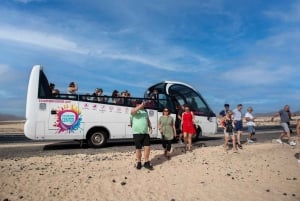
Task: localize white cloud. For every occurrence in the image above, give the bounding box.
[0,25,88,54]
[0,64,10,76]
[13,0,43,4]
[264,2,300,23]
[222,65,294,85]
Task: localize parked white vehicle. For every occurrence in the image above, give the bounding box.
[24,65,217,147]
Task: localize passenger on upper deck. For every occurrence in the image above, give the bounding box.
[112,90,120,104]
[93,88,103,96]
[149,89,158,100]
[68,82,78,94]
[49,83,60,96]
[92,88,103,102]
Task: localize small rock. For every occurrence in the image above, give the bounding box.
[121,181,126,186]
[19,196,24,199]
[3,198,10,201]
[283,193,287,196]
[293,177,297,180]
[232,177,234,180]
[171,199,176,201]
[226,173,231,176]
[124,177,127,180]
[292,194,296,197]
[266,189,270,192]
[112,179,116,183]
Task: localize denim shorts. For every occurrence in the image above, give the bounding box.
[247,125,255,134]
[234,120,243,131]
[280,122,290,133]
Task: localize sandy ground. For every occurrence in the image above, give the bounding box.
[0,142,299,201]
[0,119,300,201]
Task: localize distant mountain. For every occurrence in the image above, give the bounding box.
[0,113,24,121]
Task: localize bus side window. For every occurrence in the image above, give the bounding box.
[38,71,51,98]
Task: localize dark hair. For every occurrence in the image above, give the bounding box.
[183,104,190,108]
[69,82,75,87]
[163,107,171,115]
[224,104,229,107]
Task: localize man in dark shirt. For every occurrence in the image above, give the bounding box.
[272,105,296,146]
[219,104,230,117]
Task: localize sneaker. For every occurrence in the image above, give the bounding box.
[178,140,183,145]
[136,162,142,170]
[237,143,243,149]
[289,141,296,146]
[144,161,154,170]
[247,139,254,143]
[276,139,283,144]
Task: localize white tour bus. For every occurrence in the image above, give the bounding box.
[24,65,217,147]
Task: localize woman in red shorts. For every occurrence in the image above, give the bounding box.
[181,104,196,151]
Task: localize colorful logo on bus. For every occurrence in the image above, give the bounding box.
[54,104,82,133]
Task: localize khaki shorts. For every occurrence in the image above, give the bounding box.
[280,122,290,133]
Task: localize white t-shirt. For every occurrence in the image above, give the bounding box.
[245,112,255,126]
[232,108,242,121]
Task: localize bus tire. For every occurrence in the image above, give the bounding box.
[88,130,108,148]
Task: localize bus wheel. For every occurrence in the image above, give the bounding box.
[88,130,108,148]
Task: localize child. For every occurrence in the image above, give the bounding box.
[221,110,237,152]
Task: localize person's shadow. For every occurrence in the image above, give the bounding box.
[151,142,207,166]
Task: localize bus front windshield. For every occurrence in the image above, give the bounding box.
[168,84,211,116]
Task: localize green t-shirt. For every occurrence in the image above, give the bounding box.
[159,115,174,140]
[131,109,149,134]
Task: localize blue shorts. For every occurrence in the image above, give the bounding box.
[234,120,243,132]
[247,125,255,134]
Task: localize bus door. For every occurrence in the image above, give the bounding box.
[147,108,159,138]
[47,96,83,139]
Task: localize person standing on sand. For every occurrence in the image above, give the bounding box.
[271,105,296,146]
[245,107,256,143]
[130,100,154,170]
[221,110,237,152]
[296,119,300,144]
[158,107,176,159]
[182,104,196,151]
[219,103,230,117]
[232,104,243,149]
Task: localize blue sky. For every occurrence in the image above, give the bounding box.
[0,0,299,117]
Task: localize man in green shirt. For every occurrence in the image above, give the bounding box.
[131,100,153,170]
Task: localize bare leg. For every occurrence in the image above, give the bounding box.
[183,132,188,145]
[187,134,192,150]
[279,132,287,141]
[237,131,242,144]
[136,149,142,162]
[232,135,237,151]
[224,135,229,150]
[144,146,150,162]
